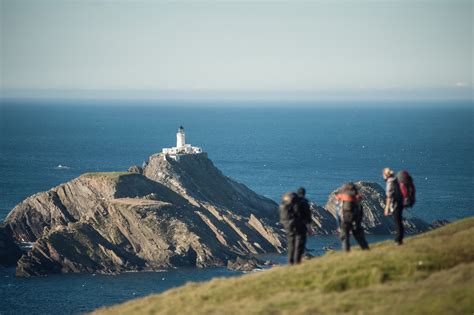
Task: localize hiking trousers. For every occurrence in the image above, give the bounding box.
[392,207,404,244]
[339,221,369,252]
[287,229,307,264]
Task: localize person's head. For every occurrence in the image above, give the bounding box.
[341,182,356,193]
[347,182,355,189]
[282,192,297,204]
[383,167,394,181]
[297,187,306,198]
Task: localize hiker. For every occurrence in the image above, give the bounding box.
[335,182,369,252]
[279,187,312,265]
[296,187,313,236]
[383,167,405,245]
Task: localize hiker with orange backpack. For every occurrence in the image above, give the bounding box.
[335,182,369,252]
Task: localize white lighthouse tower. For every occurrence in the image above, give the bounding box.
[176,126,185,148]
[162,126,203,160]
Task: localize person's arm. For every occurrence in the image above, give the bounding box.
[304,202,314,235]
[384,197,391,216]
[335,198,341,229]
[279,204,287,228]
[304,202,312,224]
[385,180,393,216]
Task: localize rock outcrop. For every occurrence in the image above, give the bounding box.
[5,154,284,277]
[429,219,450,230]
[227,257,262,272]
[127,165,143,174]
[310,203,338,235]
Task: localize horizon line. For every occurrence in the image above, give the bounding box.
[1,89,473,103]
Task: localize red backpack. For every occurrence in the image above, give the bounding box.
[396,171,416,208]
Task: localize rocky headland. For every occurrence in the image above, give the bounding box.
[2,153,283,277]
[0,152,439,277]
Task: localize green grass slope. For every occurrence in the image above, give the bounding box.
[94,217,474,315]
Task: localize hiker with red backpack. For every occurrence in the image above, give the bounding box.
[335,182,369,252]
[383,167,416,245]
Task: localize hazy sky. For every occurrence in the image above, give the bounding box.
[1,0,472,100]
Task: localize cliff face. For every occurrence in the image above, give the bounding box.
[5,154,284,277]
[5,172,147,243]
[313,181,431,234]
[143,153,277,219]
[142,153,282,254]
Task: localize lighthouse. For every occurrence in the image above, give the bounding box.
[162,126,203,160]
[177,126,185,148]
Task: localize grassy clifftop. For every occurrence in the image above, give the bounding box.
[94,217,474,315]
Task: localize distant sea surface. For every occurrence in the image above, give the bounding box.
[0,100,473,314]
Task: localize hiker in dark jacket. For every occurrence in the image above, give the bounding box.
[279,187,312,264]
[383,167,405,245]
[335,182,369,252]
[296,187,312,234]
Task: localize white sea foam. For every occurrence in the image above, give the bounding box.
[56,164,71,170]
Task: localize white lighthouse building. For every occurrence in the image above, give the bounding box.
[162,126,203,160]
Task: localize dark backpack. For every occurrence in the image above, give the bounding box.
[279,192,298,231]
[295,197,312,226]
[341,196,363,224]
[396,171,416,208]
[336,186,362,224]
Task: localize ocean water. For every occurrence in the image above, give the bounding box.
[1,100,473,222]
[0,235,389,315]
[0,100,473,314]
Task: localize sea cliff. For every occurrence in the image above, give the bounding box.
[3,153,283,277]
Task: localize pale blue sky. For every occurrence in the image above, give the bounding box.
[1,0,472,100]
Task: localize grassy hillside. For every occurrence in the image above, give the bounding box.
[94,217,474,315]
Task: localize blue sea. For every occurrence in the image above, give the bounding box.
[0,100,473,314]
